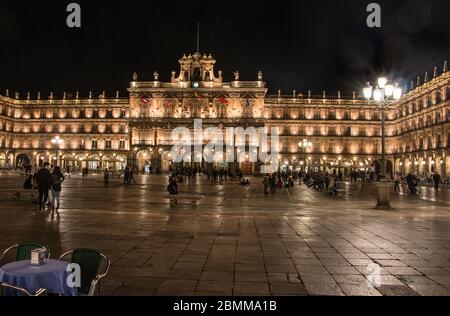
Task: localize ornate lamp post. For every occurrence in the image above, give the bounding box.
[51,136,64,166]
[363,77,402,208]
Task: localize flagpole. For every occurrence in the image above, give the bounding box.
[196,23,200,53]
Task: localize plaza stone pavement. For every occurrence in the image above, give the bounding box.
[0,172,450,296]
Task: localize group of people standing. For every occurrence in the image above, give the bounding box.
[123,166,136,184]
[24,162,65,211]
[403,171,443,195]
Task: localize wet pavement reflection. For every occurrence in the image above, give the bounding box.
[0,173,449,296]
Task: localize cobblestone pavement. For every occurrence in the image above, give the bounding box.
[0,172,449,296]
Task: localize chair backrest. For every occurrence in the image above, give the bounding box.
[0,283,46,296]
[16,243,48,261]
[70,248,103,295]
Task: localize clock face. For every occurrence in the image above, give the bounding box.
[193,82,199,88]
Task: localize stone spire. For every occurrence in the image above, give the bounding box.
[424,72,428,83]
[27,92,30,100]
[433,66,438,78]
[444,60,448,73]
[132,72,138,81]
[416,76,420,87]
[410,81,414,91]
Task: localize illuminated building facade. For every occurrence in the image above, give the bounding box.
[0,53,449,176]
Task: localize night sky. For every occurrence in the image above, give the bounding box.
[0,0,449,97]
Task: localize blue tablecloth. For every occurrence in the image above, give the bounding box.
[0,259,77,296]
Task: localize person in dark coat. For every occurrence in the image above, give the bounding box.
[23,175,33,189]
[433,172,442,191]
[49,166,65,211]
[36,162,51,210]
[405,171,416,195]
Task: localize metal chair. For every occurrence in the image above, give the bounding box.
[0,283,47,296]
[59,248,110,296]
[0,243,51,263]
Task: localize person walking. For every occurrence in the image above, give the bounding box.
[49,166,65,212]
[129,169,136,184]
[406,171,416,195]
[104,168,110,185]
[433,172,442,191]
[35,162,51,210]
[262,176,269,194]
[393,172,401,192]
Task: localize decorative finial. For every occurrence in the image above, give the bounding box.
[424,72,428,83]
[218,70,222,79]
[444,60,448,73]
[308,90,311,98]
[49,92,53,99]
[63,92,66,99]
[89,91,92,99]
[352,91,356,99]
[293,90,296,98]
[76,91,79,99]
[37,92,40,100]
[278,90,281,98]
[410,81,414,91]
[323,91,326,99]
[15,92,19,99]
[433,66,437,78]
[338,91,341,99]
[5,89,9,97]
[102,91,105,98]
[116,91,119,98]
[132,72,138,81]
[234,70,239,81]
[416,76,420,87]
[171,71,176,80]
[153,71,159,81]
[257,70,263,81]
[27,92,30,100]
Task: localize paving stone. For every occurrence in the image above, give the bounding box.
[270,282,307,295]
[304,282,344,296]
[235,272,268,282]
[339,284,382,296]
[233,282,270,295]
[408,284,450,296]
[375,285,419,296]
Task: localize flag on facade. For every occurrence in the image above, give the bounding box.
[218,96,229,105]
[140,95,152,104]
[194,92,203,100]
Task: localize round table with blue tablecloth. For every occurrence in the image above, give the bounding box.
[0,259,77,296]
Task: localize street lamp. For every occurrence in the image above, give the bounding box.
[51,136,64,165]
[298,139,312,171]
[363,78,402,208]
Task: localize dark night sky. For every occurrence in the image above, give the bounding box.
[0,0,449,97]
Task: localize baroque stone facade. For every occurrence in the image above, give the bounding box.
[1,52,449,176]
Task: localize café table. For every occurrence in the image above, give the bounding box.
[0,259,77,296]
